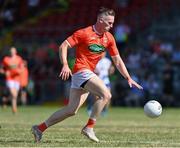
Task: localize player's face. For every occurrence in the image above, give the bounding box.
[10,47,17,56]
[101,15,114,32]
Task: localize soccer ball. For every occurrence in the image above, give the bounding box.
[144,100,162,118]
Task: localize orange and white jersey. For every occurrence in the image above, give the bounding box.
[2,55,23,82]
[66,25,119,73]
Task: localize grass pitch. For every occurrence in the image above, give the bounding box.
[1,106,180,147]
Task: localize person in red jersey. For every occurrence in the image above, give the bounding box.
[1,47,23,113]
[32,7,143,143]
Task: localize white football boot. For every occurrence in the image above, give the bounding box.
[81,127,99,142]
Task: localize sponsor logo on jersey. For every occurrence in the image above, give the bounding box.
[88,44,105,53]
[10,64,18,69]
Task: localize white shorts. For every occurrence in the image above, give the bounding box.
[6,80,20,91]
[71,69,96,89]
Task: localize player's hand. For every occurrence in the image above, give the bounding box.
[0,68,4,74]
[127,77,143,90]
[59,64,72,80]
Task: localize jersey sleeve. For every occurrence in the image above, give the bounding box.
[66,29,85,48]
[106,33,119,56]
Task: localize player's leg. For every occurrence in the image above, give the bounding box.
[2,96,8,108]
[9,87,19,113]
[2,87,9,108]
[32,88,89,142]
[101,87,111,116]
[45,88,89,127]
[20,87,27,105]
[82,75,111,142]
[101,100,109,116]
[85,76,111,119]
[86,93,95,116]
[6,81,20,113]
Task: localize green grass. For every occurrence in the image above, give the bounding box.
[1,106,180,147]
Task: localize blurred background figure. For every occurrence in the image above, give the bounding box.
[19,60,29,105]
[87,52,115,116]
[162,63,174,106]
[1,47,23,113]
[114,20,131,52]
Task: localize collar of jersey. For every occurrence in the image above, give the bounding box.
[93,25,103,36]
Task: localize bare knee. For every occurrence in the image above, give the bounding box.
[102,91,112,102]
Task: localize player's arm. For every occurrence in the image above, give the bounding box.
[59,40,72,80]
[111,55,143,89]
[108,63,115,75]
